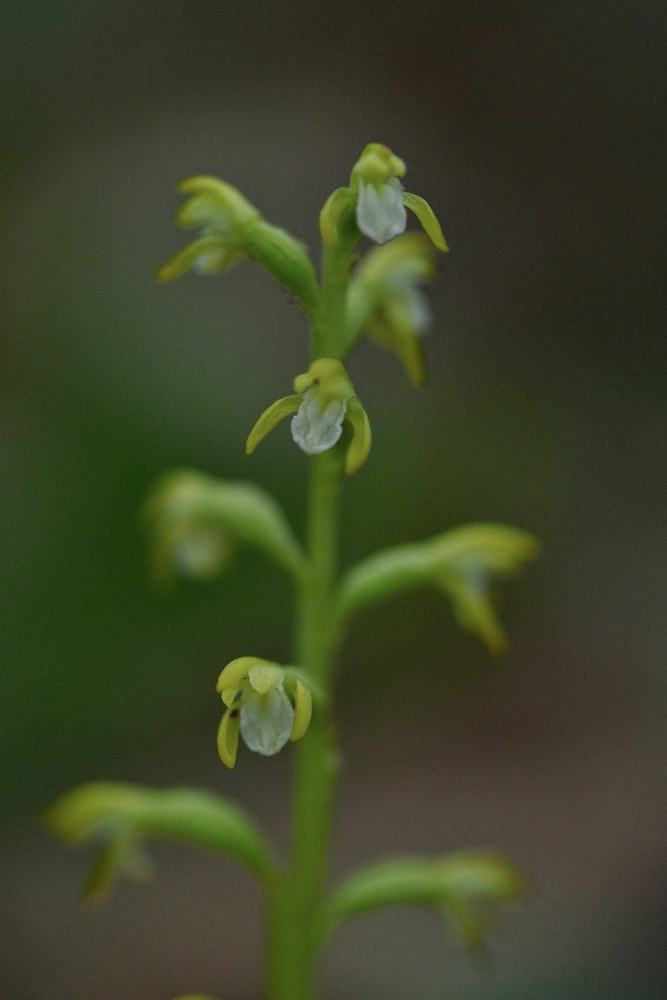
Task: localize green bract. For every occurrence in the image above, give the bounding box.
[338,523,539,654]
[144,470,305,583]
[44,783,277,894]
[156,175,320,318]
[322,851,531,948]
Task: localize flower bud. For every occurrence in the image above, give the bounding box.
[156,175,319,316]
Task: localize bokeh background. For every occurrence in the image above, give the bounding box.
[2,1,665,998]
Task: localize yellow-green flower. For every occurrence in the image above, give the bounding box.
[216,657,312,768]
[155,176,259,279]
[246,359,372,475]
[345,234,437,385]
[351,144,407,244]
[320,144,448,252]
[155,175,320,316]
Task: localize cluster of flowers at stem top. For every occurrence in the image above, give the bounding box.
[155,143,448,765]
[156,143,448,474]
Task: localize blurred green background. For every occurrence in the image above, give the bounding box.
[2,1,665,998]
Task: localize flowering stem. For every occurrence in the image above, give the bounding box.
[314,243,353,359]
[267,447,344,999]
[268,231,352,997]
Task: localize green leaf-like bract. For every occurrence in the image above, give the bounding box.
[145,470,305,582]
[244,218,321,319]
[45,783,277,891]
[321,851,530,948]
[337,523,538,653]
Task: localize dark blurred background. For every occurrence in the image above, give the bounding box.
[2,1,665,998]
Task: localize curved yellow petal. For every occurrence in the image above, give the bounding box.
[290,679,313,742]
[246,395,302,455]
[217,708,241,768]
[402,192,448,252]
[216,656,266,699]
[344,398,372,475]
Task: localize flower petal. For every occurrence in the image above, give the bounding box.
[343,398,372,475]
[247,663,285,694]
[291,389,347,456]
[240,687,295,756]
[401,191,448,251]
[246,395,302,455]
[217,656,266,704]
[356,178,407,244]
[217,707,241,768]
[289,679,313,742]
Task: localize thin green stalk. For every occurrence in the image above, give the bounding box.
[268,235,350,997]
[314,244,353,359]
[267,447,345,999]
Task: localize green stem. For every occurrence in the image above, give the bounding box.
[267,447,345,1000]
[314,244,352,359]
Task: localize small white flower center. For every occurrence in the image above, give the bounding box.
[173,530,227,578]
[291,388,347,456]
[356,177,407,245]
[240,686,295,756]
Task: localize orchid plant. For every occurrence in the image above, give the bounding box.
[46,143,538,1000]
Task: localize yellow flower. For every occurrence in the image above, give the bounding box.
[345,234,438,385]
[320,144,447,252]
[245,359,372,475]
[216,657,312,768]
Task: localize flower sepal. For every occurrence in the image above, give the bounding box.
[401,191,448,252]
[319,186,359,249]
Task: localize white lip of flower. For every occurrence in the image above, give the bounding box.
[239,675,295,756]
[356,177,407,244]
[290,388,348,456]
[386,268,432,334]
[172,529,227,578]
